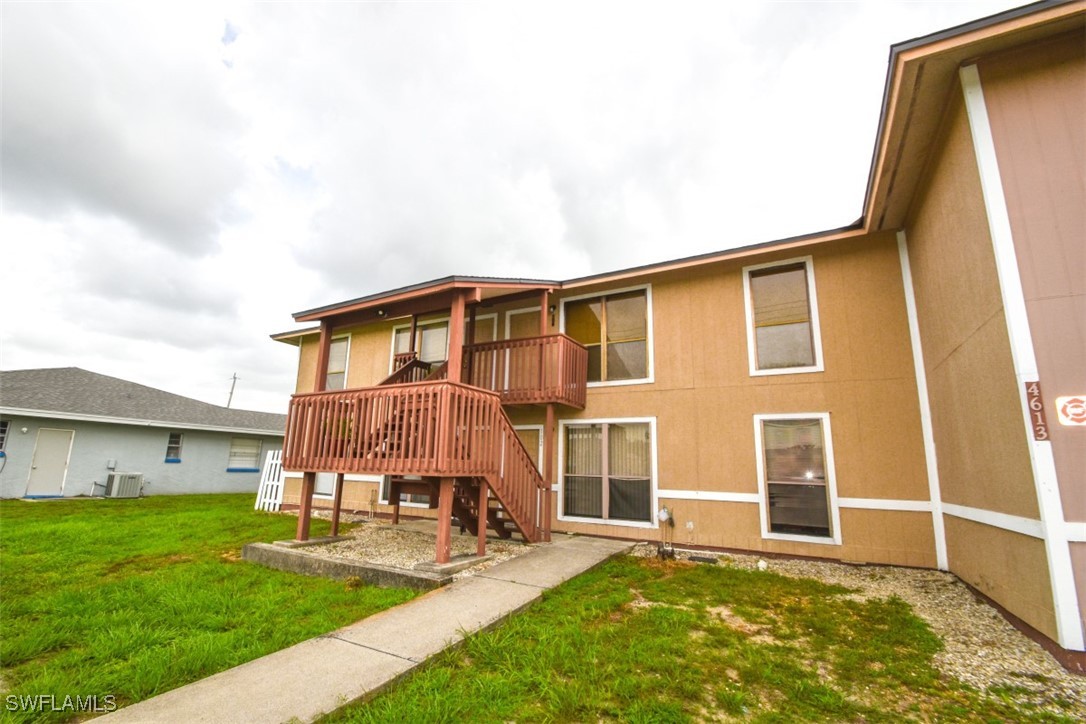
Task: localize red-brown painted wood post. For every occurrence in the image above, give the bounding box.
[539,291,549,396]
[447,290,466,384]
[296,471,316,541]
[465,305,477,385]
[435,476,455,563]
[297,320,333,542]
[408,314,418,356]
[330,472,345,537]
[477,478,489,556]
[543,402,555,542]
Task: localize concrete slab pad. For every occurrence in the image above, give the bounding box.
[243,543,449,590]
[104,636,415,724]
[271,536,349,548]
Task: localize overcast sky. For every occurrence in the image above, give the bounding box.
[1,0,1023,413]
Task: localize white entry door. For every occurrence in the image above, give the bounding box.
[25,428,74,497]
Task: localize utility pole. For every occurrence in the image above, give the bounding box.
[227,373,238,408]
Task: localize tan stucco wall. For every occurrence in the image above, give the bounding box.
[980,33,1086,522]
[536,231,932,564]
[283,232,933,567]
[1071,542,1086,645]
[904,94,1039,520]
[944,516,1057,642]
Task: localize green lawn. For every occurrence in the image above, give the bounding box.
[0,494,417,723]
[326,556,1076,723]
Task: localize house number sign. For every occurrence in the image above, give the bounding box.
[1024,381,1049,441]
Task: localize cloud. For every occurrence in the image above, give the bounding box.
[0,3,245,256]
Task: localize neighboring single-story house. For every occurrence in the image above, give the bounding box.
[0,368,286,498]
[271,2,1084,668]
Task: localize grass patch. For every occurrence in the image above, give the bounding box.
[0,494,417,722]
[325,556,1073,723]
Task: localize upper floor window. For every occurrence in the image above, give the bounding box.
[744,258,823,375]
[392,319,449,367]
[563,287,651,384]
[326,336,350,390]
[165,432,183,462]
[227,437,261,472]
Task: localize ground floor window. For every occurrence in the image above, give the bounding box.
[755,413,838,543]
[380,476,431,507]
[165,432,183,462]
[562,420,654,524]
[227,437,261,472]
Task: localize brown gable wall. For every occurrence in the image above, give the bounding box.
[903,76,1055,641]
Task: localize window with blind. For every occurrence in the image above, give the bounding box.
[564,288,650,383]
[745,259,822,374]
[756,415,837,541]
[164,432,183,462]
[563,421,654,523]
[325,336,350,390]
[227,437,262,472]
[392,320,449,366]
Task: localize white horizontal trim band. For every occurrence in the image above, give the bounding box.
[837,497,932,512]
[1063,521,1086,543]
[943,503,1045,539]
[657,489,760,504]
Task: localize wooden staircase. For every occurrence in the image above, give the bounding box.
[284,379,550,545]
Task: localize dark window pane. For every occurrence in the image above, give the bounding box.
[606,341,646,380]
[586,345,602,382]
[609,478,651,521]
[565,476,602,518]
[767,483,830,536]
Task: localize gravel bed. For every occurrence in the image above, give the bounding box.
[631,543,1086,717]
[309,514,533,579]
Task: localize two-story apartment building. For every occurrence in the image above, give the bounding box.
[273,1,1084,668]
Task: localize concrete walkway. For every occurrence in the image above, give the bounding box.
[104,535,633,723]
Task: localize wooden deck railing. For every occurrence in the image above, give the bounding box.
[463,334,587,408]
[283,380,549,540]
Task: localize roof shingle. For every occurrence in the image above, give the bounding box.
[0,368,286,434]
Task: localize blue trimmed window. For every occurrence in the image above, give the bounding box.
[165,432,183,462]
[227,437,261,472]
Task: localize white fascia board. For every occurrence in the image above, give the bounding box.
[0,407,284,437]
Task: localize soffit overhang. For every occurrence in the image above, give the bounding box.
[865,0,1084,232]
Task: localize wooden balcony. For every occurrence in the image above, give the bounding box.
[463,334,587,409]
[283,380,549,542]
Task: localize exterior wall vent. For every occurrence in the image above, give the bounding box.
[105,473,144,498]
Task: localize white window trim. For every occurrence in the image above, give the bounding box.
[743,256,824,376]
[753,412,841,545]
[377,474,432,508]
[557,416,658,529]
[513,424,544,474]
[471,313,498,343]
[327,334,351,390]
[558,284,655,388]
[389,316,451,373]
[505,306,542,339]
